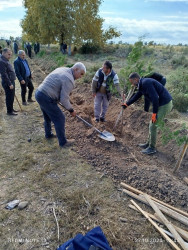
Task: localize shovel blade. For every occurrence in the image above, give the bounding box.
[98,130,115,141]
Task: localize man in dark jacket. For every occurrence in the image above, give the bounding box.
[13,41,18,54]
[122,72,172,155]
[0,48,17,115]
[26,43,32,58]
[14,50,35,105]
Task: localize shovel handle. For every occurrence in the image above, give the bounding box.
[76,115,92,128]
[76,115,107,137]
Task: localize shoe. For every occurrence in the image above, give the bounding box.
[46,133,57,139]
[13,109,19,112]
[7,112,18,116]
[95,118,99,122]
[28,99,35,102]
[138,142,149,149]
[141,147,157,155]
[62,139,75,148]
[100,117,105,122]
[22,102,28,106]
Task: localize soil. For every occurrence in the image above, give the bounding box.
[32,58,188,210]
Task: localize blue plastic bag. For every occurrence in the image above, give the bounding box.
[58,226,112,250]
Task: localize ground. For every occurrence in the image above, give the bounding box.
[0,55,187,250]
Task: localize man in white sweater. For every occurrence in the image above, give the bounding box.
[35,62,86,147]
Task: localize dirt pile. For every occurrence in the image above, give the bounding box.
[32,57,188,212]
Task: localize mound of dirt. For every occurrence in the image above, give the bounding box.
[32,57,188,212]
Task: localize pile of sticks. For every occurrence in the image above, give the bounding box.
[120,182,188,250]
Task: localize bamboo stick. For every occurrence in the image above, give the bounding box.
[130,200,181,250]
[121,182,188,218]
[144,194,187,250]
[15,94,23,112]
[128,204,188,242]
[173,142,188,173]
[122,189,188,227]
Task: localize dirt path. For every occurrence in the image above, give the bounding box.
[0,57,187,250]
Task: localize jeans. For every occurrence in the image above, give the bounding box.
[35,90,67,147]
[148,100,173,148]
[2,81,15,113]
[94,92,109,119]
[20,77,34,102]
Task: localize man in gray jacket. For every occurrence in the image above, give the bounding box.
[35,62,86,147]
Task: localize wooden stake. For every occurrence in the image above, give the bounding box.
[15,94,23,112]
[121,182,188,218]
[122,189,188,227]
[144,194,187,250]
[128,204,188,242]
[130,200,181,250]
[173,142,188,173]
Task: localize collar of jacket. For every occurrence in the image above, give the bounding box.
[138,78,143,90]
[18,56,26,63]
[1,55,8,62]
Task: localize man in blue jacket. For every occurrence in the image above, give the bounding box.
[14,50,35,105]
[122,72,172,155]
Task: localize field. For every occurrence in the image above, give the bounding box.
[0,44,188,249]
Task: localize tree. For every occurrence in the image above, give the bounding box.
[21,0,121,47]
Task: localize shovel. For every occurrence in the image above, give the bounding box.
[58,102,115,142]
[76,115,115,142]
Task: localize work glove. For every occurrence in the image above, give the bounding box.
[151,113,157,123]
[121,103,128,109]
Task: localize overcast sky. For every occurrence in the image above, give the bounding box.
[0,0,188,44]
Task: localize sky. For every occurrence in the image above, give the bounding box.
[0,0,188,44]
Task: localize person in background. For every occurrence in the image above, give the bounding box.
[13,41,18,54]
[0,48,17,115]
[92,60,121,122]
[36,42,40,54]
[14,50,35,105]
[27,43,32,58]
[24,43,28,55]
[35,62,86,148]
[122,72,172,155]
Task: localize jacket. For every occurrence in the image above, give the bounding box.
[0,55,16,86]
[37,67,75,112]
[127,78,172,114]
[14,57,31,82]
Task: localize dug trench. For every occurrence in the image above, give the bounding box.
[32,58,188,209]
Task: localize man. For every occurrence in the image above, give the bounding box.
[0,48,17,115]
[14,50,35,105]
[35,62,86,147]
[13,41,18,54]
[122,72,172,155]
[92,61,121,122]
[27,43,32,58]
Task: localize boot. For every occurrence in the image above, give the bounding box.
[141,146,156,155]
